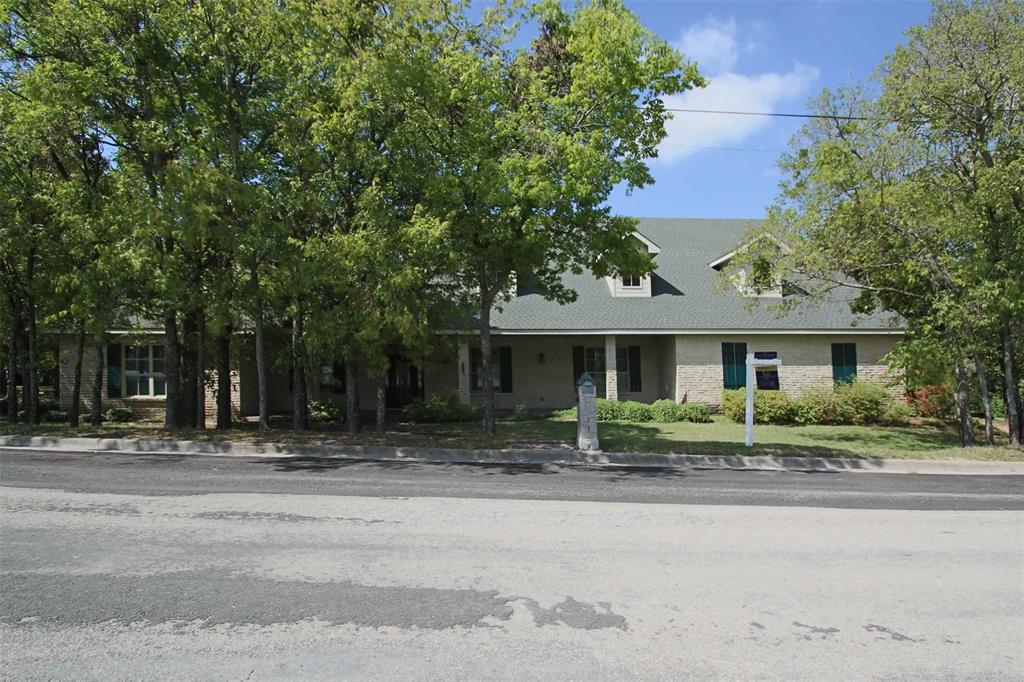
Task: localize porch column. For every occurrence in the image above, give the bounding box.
[457,337,471,405]
[605,334,618,401]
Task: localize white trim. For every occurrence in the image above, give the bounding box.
[708,233,791,270]
[632,231,661,255]
[441,328,903,336]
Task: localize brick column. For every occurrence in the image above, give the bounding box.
[605,334,618,401]
[457,337,471,405]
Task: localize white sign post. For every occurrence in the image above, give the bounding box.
[745,352,783,447]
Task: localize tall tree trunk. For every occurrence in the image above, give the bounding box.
[179,314,197,429]
[478,292,496,437]
[1002,319,1021,446]
[69,323,86,427]
[89,344,103,426]
[195,313,205,429]
[252,269,269,430]
[5,318,17,423]
[376,379,386,435]
[164,314,181,429]
[345,356,359,433]
[954,362,975,447]
[291,313,308,431]
[25,293,38,425]
[973,352,993,446]
[215,329,232,429]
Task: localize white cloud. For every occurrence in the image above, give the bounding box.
[659,16,819,164]
[676,16,738,76]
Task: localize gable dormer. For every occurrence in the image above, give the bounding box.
[709,234,790,298]
[606,231,660,298]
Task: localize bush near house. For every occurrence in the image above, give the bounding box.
[308,400,341,423]
[104,406,135,422]
[403,393,478,423]
[562,398,711,423]
[723,380,910,426]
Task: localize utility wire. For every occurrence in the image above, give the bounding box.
[662,107,874,121]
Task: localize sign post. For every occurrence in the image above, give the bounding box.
[745,352,783,447]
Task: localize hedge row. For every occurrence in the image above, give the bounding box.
[555,398,711,423]
[721,381,911,426]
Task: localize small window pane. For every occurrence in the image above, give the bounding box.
[622,275,641,288]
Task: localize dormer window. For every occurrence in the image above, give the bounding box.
[606,231,659,298]
[622,275,642,288]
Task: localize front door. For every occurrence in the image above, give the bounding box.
[386,356,423,407]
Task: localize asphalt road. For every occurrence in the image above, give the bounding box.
[2,449,1023,680]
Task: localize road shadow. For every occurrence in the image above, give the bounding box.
[257,457,567,476]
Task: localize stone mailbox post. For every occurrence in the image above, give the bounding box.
[576,373,600,452]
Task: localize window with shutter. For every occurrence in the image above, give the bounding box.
[721,342,747,389]
[832,343,857,384]
[470,347,512,393]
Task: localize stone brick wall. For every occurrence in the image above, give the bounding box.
[673,333,902,408]
[58,333,241,425]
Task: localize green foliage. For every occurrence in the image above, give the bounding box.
[595,398,626,421]
[403,393,478,424]
[619,401,653,422]
[41,409,68,423]
[308,400,341,424]
[550,407,577,421]
[509,404,532,421]
[723,389,794,425]
[728,382,908,426]
[678,403,713,424]
[650,399,712,423]
[104,407,134,423]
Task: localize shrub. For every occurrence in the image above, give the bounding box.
[594,398,624,421]
[880,401,912,426]
[104,406,134,422]
[834,380,891,425]
[403,392,477,423]
[722,389,795,424]
[650,399,683,423]
[906,384,952,419]
[41,409,68,423]
[678,403,712,423]
[308,400,340,423]
[619,400,652,422]
[794,387,844,425]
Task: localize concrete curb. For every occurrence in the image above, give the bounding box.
[1,434,1021,476]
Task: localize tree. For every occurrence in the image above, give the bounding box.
[747,0,1023,447]
[419,0,702,435]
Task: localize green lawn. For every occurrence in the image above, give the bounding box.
[2,415,1020,461]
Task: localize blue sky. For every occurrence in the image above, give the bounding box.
[606,0,932,219]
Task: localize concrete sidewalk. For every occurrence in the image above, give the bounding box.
[1,434,1021,476]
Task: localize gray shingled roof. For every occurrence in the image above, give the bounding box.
[491,218,902,332]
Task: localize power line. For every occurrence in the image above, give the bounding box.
[663,107,874,121]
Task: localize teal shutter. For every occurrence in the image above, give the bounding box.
[499,346,512,393]
[832,343,857,384]
[106,344,122,399]
[722,342,747,389]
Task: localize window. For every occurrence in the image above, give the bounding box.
[470,347,512,393]
[572,346,607,397]
[622,275,642,288]
[318,363,346,394]
[616,346,642,394]
[106,344,165,398]
[832,343,857,384]
[721,342,747,389]
[754,351,779,390]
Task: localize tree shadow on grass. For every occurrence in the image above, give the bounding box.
[598,423,868,459]
[258,457,567,476]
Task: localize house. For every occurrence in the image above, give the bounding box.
[57,218,903,421]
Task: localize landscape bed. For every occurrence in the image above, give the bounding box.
[2,416,1021,462]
